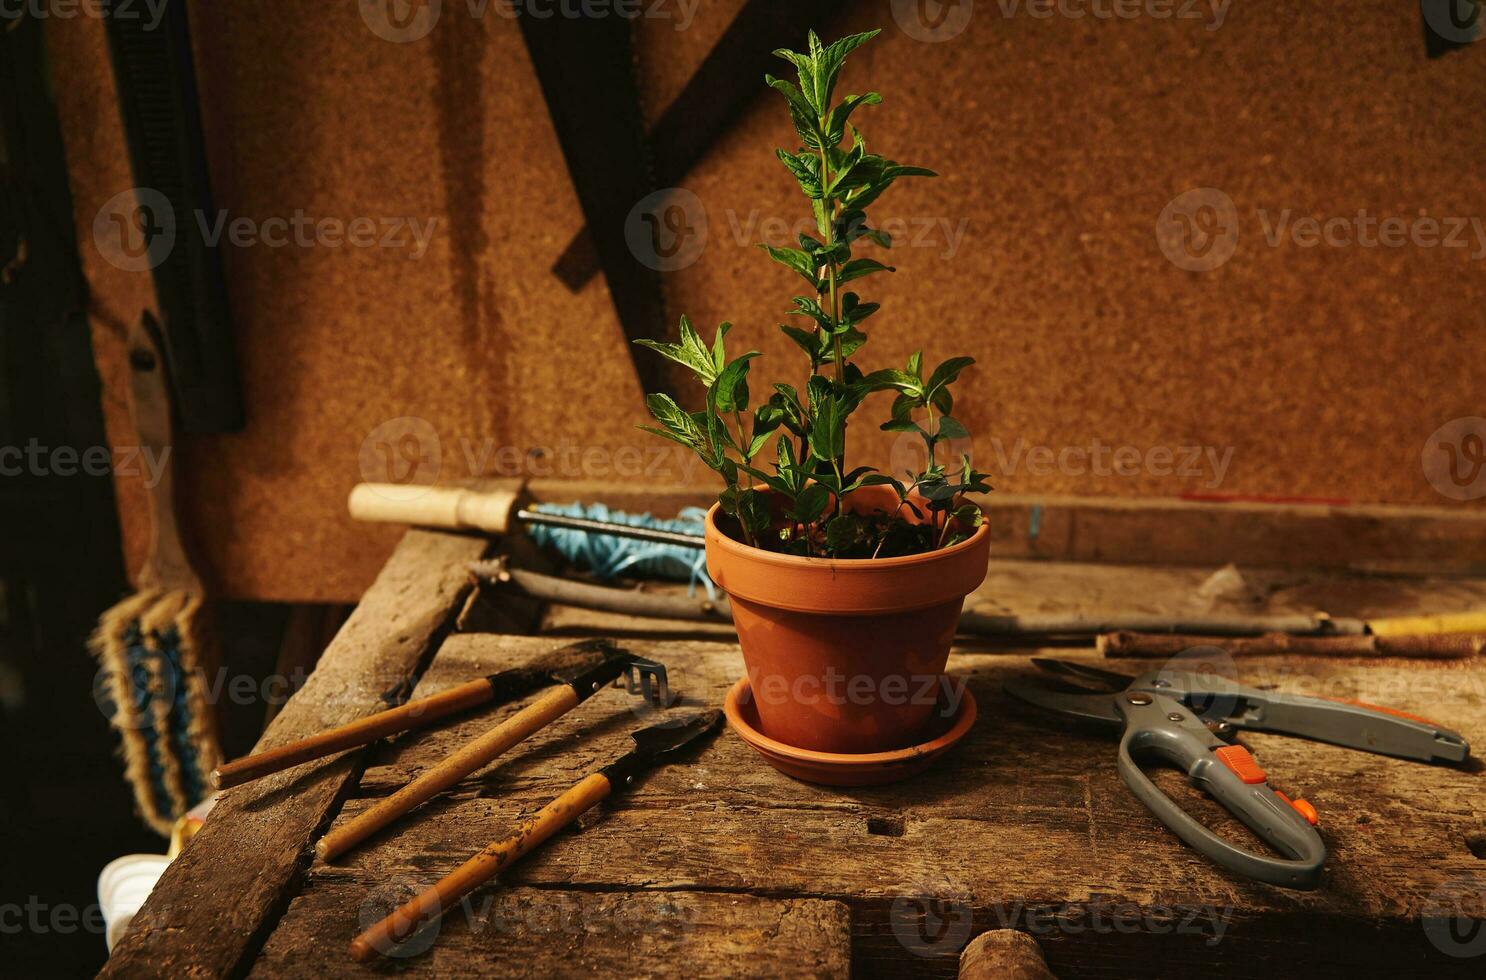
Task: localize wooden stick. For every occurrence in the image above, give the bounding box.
[961,609,1367,637]
[210,677,497,791]
[468,559,732,622]
[316,684,581,861]
[957,929,1056,980]
[349,772,612,962]
[1098,630,1486,660]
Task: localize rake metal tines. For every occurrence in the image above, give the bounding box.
[619,656,675,708]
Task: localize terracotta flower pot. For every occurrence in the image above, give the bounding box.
[705,484,991,754]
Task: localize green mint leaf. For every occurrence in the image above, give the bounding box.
[937,416,969,441]
[838,257,895,284]
[759,245,820,287]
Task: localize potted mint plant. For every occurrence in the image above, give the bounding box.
[635,29,991,757]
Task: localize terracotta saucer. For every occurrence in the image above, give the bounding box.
[723,676,977,787]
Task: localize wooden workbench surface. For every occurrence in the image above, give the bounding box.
[104,530,1486,978]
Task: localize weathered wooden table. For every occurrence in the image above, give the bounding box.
[102,527,1486,978]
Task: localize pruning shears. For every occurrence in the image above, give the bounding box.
[1005,659,1471,889]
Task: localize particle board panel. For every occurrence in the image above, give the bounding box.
[47,1,1486,602]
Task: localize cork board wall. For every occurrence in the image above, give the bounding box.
[48,1,1486,602]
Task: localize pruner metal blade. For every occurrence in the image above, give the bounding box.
[1004,676,1123,728]
[1030,658,1136,691]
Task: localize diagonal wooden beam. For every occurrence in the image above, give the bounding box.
[551,0,850,292]
[516,12,678,398]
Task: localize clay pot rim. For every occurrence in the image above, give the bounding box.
[703,496,991,572]
[723,676,978,767]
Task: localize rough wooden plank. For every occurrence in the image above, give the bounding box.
[251,884,849,978]
[311,636,1486,978]
[503,558,1486,650]
[100,529,489,980]
[526,480,1486,570]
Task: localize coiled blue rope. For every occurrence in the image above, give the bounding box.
[527,501,716,600]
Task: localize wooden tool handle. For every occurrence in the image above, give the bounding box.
[347,483,524,535]
[958,930,1056,980]
[210,677,497,790]
[349,771,612,962]
[316,684,581,861]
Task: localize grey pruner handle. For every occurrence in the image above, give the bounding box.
[1241,692,1471,764]
[1116,694,1326,890]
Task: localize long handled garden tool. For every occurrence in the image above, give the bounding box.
[316,649,673,861]
[348,482,706,551]
[89,314,221,835]
[351,482,1486,654]
[349,709,723,962]
[209,638,632,789]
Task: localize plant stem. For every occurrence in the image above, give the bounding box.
[924,405,938,470]
[817,142,848,481]
[730,411,758,549]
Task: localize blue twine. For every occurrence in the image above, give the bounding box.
[159,627,207,803]
[122,622,172,812]
[527,502,716,600]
